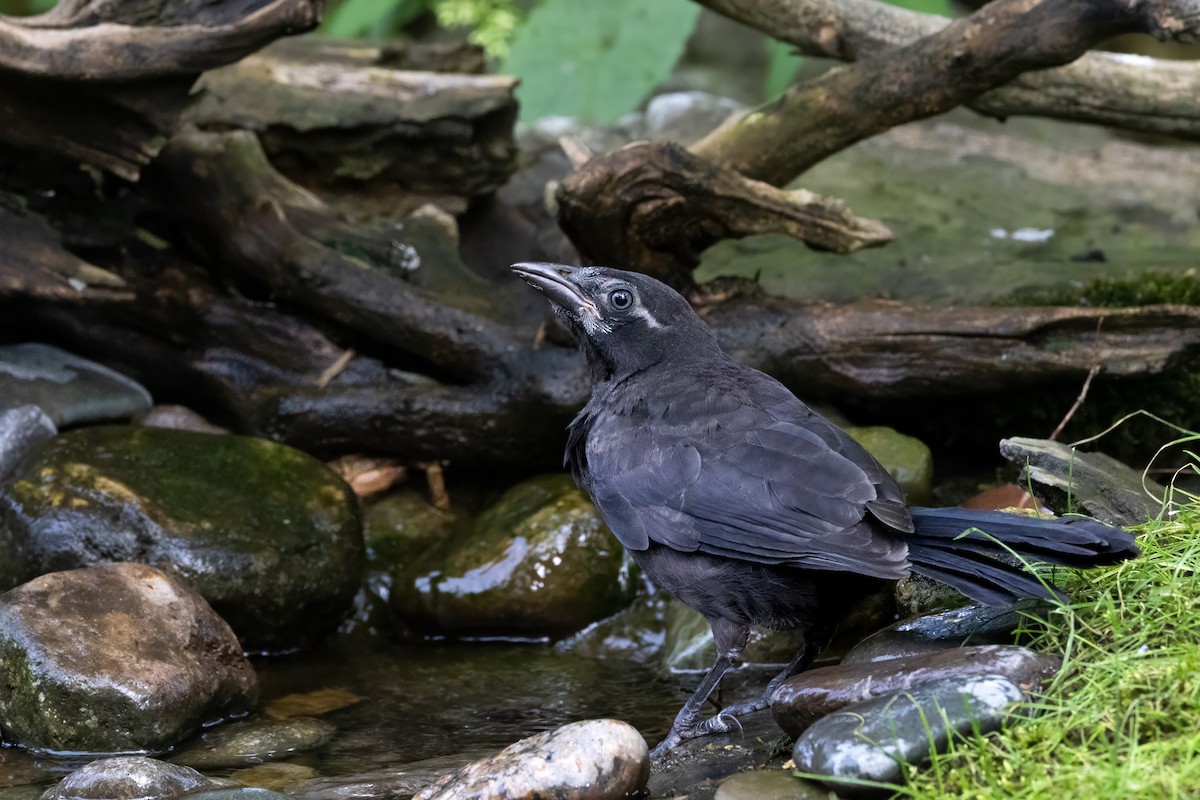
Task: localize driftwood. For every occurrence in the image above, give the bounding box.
[557,0,1200,286]
[691,0,1200,180]
[5,136,1199,464]
[189,38,518,212]
[555,142,892,288]
[696,0,1200,140]
[0,0,320,179]
[1,12,1198,467]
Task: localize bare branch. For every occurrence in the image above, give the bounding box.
[557,141,891,287]
[691,0,1200,182]
[696,0,1200,140]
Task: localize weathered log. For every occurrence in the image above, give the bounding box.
[261,36,489,74]
[188,38,519,210]
[155,130,521,383]
[691,0,1200,182]
[0,0,319,180]
[556,141,891,288]
[695,0,1200,140]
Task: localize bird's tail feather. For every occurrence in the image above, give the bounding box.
[906,507,1139,607]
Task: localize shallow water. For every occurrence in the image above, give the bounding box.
[252,637,683,776]
[0,635,689,791]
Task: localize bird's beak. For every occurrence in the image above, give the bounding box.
[510,262,591,311]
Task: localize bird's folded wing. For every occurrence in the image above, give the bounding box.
[588,403,910,579]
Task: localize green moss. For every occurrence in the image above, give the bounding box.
[1005,269,1200,307]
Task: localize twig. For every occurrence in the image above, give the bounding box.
[316,348,355,388]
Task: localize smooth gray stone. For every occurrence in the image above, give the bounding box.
[1000,436,1164,526]
[842,605,1022,664]
[772,645,1060,737]
[40,757,213,800]
[185,790,295,800]
[793,676,1025,795]
[0,405,56,483]
[413,719,649,800]
[0,344,151,426]
[714,769,831,800]
[170,718,336,769]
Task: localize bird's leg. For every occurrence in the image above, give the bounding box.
[693,623,836,736]
[650,619,748,758]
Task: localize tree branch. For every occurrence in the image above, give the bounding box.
[691,0,1200,182]
[695,0,1200,140]
[556,141,891,287]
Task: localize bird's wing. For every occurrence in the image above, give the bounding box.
[586,371,911,579]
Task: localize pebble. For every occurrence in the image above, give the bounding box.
[170,717,336,769]
[841,604,1022,664]
[713,769,831,800]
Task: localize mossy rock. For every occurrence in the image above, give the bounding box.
[390,474,638,639]
[0,426,364,653]
[844,425,933,505]
[364,489,471,572]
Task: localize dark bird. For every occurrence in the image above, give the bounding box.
[511,262,1138,756]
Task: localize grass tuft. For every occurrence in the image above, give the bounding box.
[901,504,1200,799]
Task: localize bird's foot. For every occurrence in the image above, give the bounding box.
[650,697,770,758]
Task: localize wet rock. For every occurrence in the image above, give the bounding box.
[413,719,649,800]
[842,605,1021,665]
[137,405,228,435]
[714,769,830,800]
[1000,437,1164,526]
[0,344,151,427]
[793,676,1025,793]
[894,573,969,617]
[170,717,336,769]
[0,406,56,483]
[0,426,364,653]
[391,475,638,639]
[555,593,668,664]
[772,644,1059,737]
[230,763,319,795]
[40,757,215,800]
[287,755,482,800]
[364,489,471,579]
[0,563,257,753]
[182,789,295,800]
[844,426,933,505]
[662,600,806,673]
[645,713,787,798]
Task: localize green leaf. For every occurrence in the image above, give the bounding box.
[880,0,953,15]
[502,0,702,124]
[323,0,427,39]
[763,38,803,99]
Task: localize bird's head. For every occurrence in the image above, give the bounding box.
[511,262,722,380]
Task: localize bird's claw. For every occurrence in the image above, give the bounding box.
[696,711,744,736]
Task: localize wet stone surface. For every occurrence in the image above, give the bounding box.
[0,425,364,652]
[183,789,295,800]
[0,406,55,485]
[136,405,228,435]
[0,563,257,754]
[413,719,650,800]
[169,717,336,769]
[772,644,1060,738]
[713,769,831,800]
[0,344,151,427]
[841,605,1023,665]
[793,675,1026,794]
[390,475,638,640]
[39,756,213,800]
[844,425,933,506]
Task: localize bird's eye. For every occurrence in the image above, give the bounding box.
[609,289,634,310]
